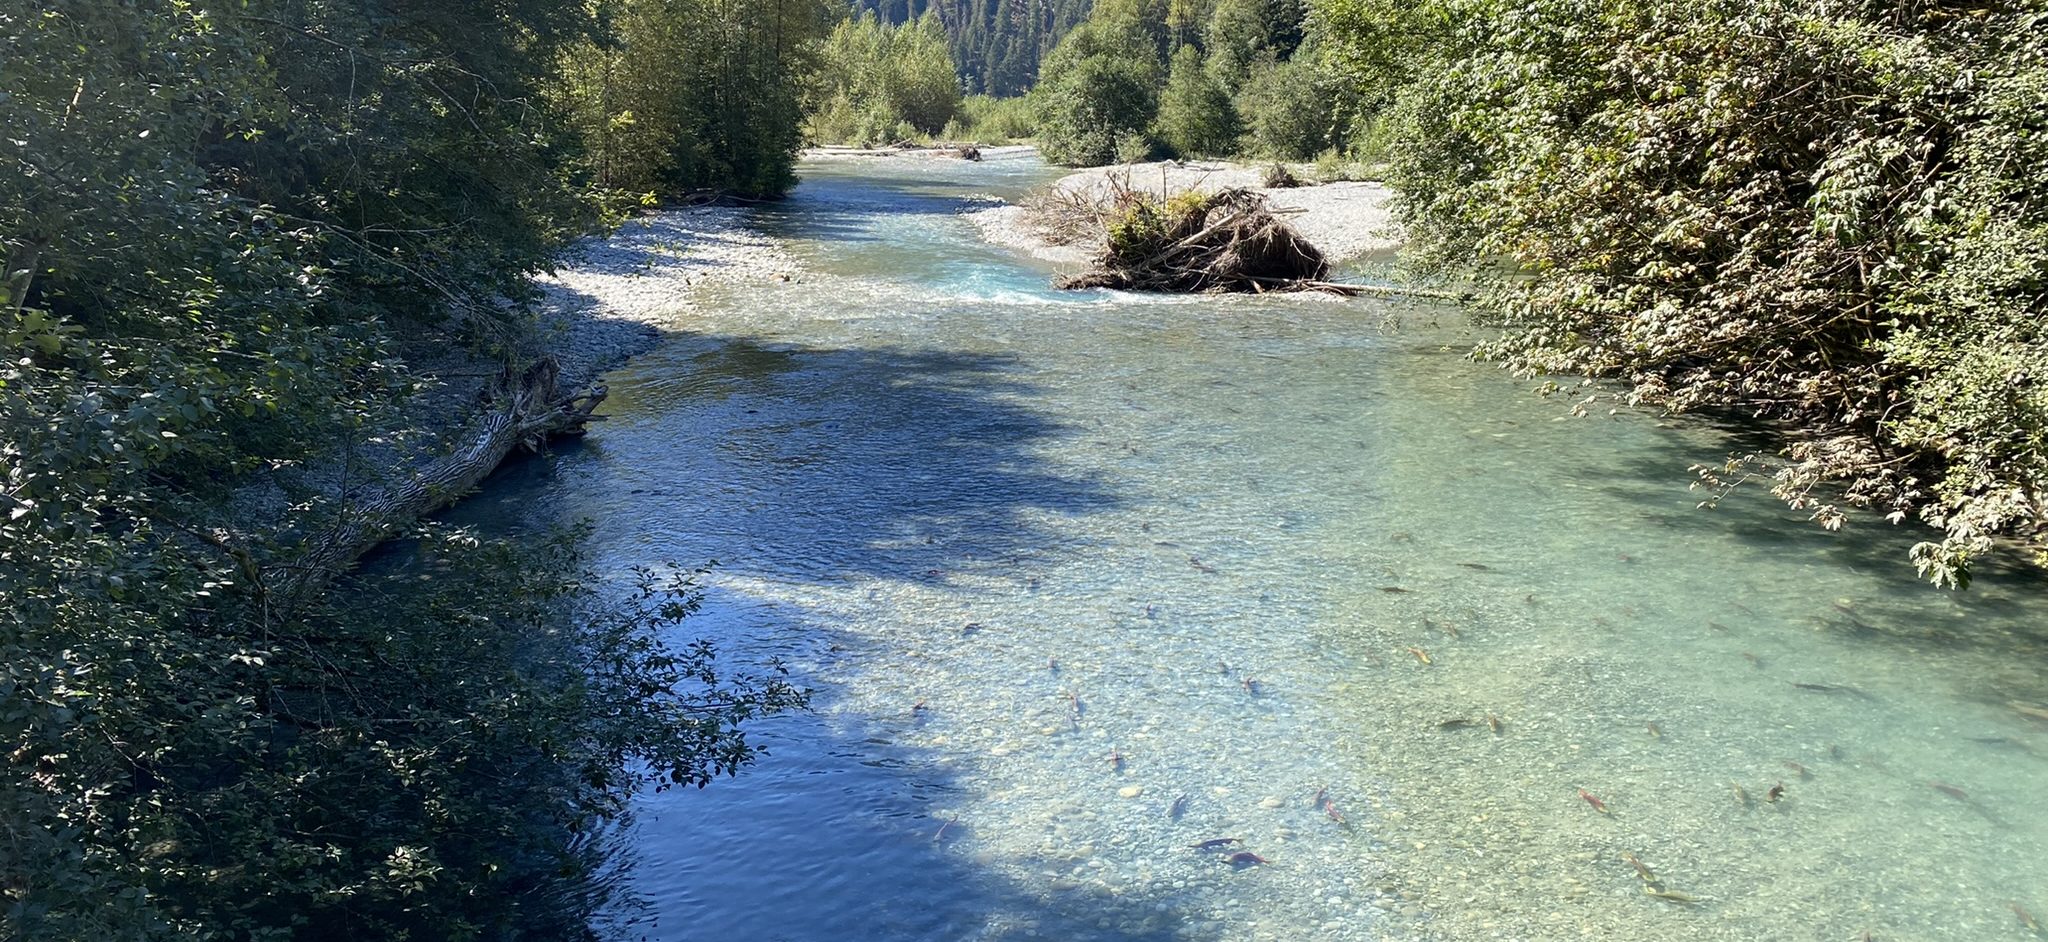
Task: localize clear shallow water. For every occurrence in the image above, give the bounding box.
[463,152,2048,942]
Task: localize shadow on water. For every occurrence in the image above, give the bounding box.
[1389,335,2048,659]
[574,326,1123,590]
[610,585,1202,942]
[446,327,1208,940]
[1578,414,2048,651]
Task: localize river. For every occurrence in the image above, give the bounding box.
[459,152,2048,941]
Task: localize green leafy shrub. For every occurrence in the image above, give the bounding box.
[1316,0,2048,585]
[952,95,1042,142]
[1115,130,1161,163]
[1103,190,1217,260]
[1308,148,1379,183]
[1236,48,1353,159]
[1033,5,1169,166]
[806,12,964,145]
[555,0,834,198]
[1156,46,1245,157]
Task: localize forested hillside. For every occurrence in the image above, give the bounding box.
[850,0,1093,94]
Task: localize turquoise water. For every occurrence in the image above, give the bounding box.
[468,152,2048,941]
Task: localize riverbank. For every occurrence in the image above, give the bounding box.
[237,204,798,531]
[790,140,1032,160]
[408,204,799,435]
[963,159,1403,267]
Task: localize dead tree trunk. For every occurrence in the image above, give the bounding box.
[271,357,605,611]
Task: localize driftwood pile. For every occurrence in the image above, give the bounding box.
[1051,185,1331,294]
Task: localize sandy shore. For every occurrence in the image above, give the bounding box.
[965,159,1403,267]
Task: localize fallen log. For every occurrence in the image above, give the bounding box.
[272,356,604,611]
[1248,277,1475,302]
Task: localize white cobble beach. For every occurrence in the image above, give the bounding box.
[538,205,802,387]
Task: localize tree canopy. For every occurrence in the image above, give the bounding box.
[809,12,967,144]
[853,0,1097,95]
[1028,0,1363,164]
[3,2,815,938]
[1032,0,1170,163]
[1155,45,1242,157]
[556,0,836,198]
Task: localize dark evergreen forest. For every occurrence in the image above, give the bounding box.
[850,0,1094,94]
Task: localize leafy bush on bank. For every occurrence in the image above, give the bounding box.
[1316,0,2048,585]
[3,3,815,937]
